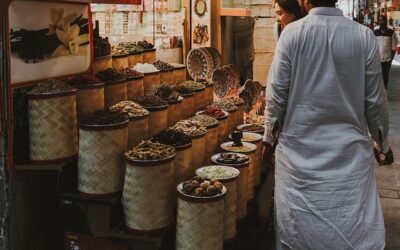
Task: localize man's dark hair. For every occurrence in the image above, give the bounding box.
[275,0,304,20]
[309,0,338,7]
[379,15,387,22]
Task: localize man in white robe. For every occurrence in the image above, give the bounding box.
[262,0,394,249]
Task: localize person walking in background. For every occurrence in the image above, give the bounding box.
[374,15,397,89]
[263,0,393,249]
[273,0,304,40]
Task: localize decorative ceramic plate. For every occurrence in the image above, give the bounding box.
[205,47,222,69]
[212,67,230,98]
[199,47,215,79]
[187,48,213,81]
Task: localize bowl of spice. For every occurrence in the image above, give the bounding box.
[237,124,264,134]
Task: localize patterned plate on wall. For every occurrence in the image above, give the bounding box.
[199,47,215,79]
[205,47,222,70]
[187,48,213,81]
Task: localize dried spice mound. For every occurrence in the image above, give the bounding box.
[80,109,128,126]
[190,114,218,128]
[133,63,159,74]
[64,75,101,86]
[137,40,154,49]
[202,107,226,118]
[109,101,149,118]
[116,42,143,54]
[223,96,244,105]
[28,79,75,95]
[95,68,125,82]
[208,100,237,112]
[117,68,143,79]
[239,124,264,132]
[172,120,207,137]
[149,83,180,102]
[182,176,224,197]
[112,46,127,55]
[216,153,249,165]
[179,81,205,91]
[125,140,175,161]
[152,129,192,147]
[152,60,174,71]
[133,95,168,107]
[176,85,194,95]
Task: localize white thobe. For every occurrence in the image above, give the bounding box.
[264,7,389,250]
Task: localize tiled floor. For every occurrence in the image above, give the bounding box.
[376,55,400,250]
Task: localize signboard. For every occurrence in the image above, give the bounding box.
[191,0,211,48]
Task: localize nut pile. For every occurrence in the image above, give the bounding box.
[173,120,207,137]
[202,107,226,118]
[224,96,245,105]
[245,114,265,125]
[64,75,101,86]
[125,140,175,161]
[115,42,143,54]
[152,129,192,147]
[117,68,143,79]
[95,68,125,82]
[179,81,205,91]
[109,101,149,118]
[239,124,264,133]
[133,95,168,107]
[152,60,174,71]
[182,176,224,197]
[208,100,237,112]
[80,109,127,126]
[112,46,127,56]
[190,114,218,128]
[216,153,249,165]
[28,79,75,95]
[133,63,159,74]
[149,83,180,102]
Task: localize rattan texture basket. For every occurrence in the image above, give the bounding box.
[28,92,78,163]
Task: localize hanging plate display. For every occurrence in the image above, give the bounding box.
[199,47,214,79]
[205,47,222,69]
[212,67,230,98]
[194,0,207,17]
[187,48,214,81]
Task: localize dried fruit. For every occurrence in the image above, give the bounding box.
[28,79,75,95]
[125,140,176,161]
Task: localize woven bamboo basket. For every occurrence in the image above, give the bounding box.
[196,166,240,242]
[143,49,156,63]
[146,105,168,137]
[160,70,174,83]
[220,141,257,202]
[127,114,149,148]
[235,104,245,129]
[93,55,112,75]
[176,184,226,250]
[174,143,193,187]
[128,52,143,67]
[171,64,186,85]
[181,93,195,119]
[123,154,175,233]
[229,132,263,186]
[191,132,207,171]
[210,154,250,221]
[126,76,144,100]
[75,83,105,120]
[143,71,160,94]
[204,84,214,107]
[204,124,219,164]
[112,54,129,69]
[193,88,206,113]
[104,80,128,108]
[167,98,183,127]
[78,120,128,196]
[215,113,229,146]
[28,90,78,163]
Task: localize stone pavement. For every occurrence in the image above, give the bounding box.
[376,54,400,250]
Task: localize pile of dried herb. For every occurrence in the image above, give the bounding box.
[116,42,143,54]
[152,60,174,71]
[149,83,180,102]
[109,101,149,118]
[190,115,218,128]
[176,85,194,95]
[125,140,175,161]
[137,40,154,49]
[208,100,237,112]
[80,109,127,126]
[117,68,143,79]
[172,120,207,137]
[95,68,125,82]
[28,79,75,95]
[152,129,192,147]
[64,75,101,86]
[179,81,205,91]
[133,95,168,107]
